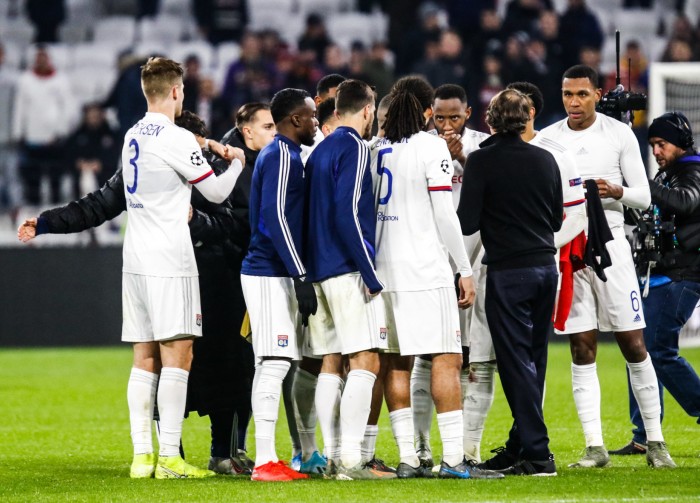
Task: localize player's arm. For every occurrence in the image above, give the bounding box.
[457,152,485,236]
[18,168,126,242]
[598,126,651,209]
[260,149,306,278]
[334,140,384,294]
[554,150,585,248]
[649,168,700,216]
[189,177,250,249]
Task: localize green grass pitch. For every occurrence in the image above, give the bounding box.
[1,343,699,502]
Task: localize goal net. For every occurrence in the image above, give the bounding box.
[649,62,700,348]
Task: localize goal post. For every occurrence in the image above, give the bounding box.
[649,62,700,348]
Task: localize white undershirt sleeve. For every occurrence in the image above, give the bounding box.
[618,126,651,209]
[554,203,587,249]
[193,158,242,204]
[430,190,473,278]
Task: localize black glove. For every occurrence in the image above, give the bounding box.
[454,272,461,300]
[293,276,318,326]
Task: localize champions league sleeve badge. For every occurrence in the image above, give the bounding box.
[190,151,205,166]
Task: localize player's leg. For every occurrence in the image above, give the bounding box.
[293,356,323,471]
[281,361,302,468]
[362,353,394,472]
[609,370,651,455]
[128,341,160,478]
[410,355,433,464]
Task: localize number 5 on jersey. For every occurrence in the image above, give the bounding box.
[127,139,139,194]
[377,147,393,205]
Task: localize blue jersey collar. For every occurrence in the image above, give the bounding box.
[275,133,302,153]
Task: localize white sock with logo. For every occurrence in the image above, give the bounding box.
[157,367,189,457]
[315,373,344,463]
[127,367,158,456]
[572,362,604,447]
[340,369,377,468]
[252,359,291,467]
[410,357,433,457]
[437,410,464,468]
[292,367,319,462]
[361,424,379,464]
[628,354,664,442]
[390,407,419,468]
[462,362,496,462]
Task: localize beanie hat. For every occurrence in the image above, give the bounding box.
[648,112,694,149]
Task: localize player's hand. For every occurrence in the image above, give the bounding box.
[440,129,466,165]
[17,218,38,243]
[457,274,476,309]
[230,147,246,167]
[209,139,233,161]
[365,286,381,298]
[294,277,318,326]
[594,178,623,200]
[188,205,193,222]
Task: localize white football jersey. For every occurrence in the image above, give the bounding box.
[530,133,585,208]
[371,132,456,292]
[121,112,214,277]
[538,113,648,230]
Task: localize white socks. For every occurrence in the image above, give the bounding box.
[572,362,604,447]
[410,357,433,457]
[437,410,464,467]
[157,367,189,457]
[127,367,158,455]
[361,424,379,464]
[315,372,344,463]
[628,354,663,442]
[390,407,419,467]
[340,369,377,468]
[462,362,496,462]
[252,359,291,466]
[293,368,319,461]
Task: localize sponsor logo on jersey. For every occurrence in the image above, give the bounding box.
[190,151,205,166]
[441,159,450,173]
[379,327,387,340]
[569,177,583,187]
[576,147,589,156]
[127,198,144,209]
[196,314,202,326]
[377,211,398,221]
[278,334,289,347]
[633,313,642,323]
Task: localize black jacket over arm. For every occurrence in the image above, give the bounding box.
[457,132,563,270]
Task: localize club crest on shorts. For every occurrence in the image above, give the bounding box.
[379,327,387,340]
[196,314,202,326]
[278,334,289,347]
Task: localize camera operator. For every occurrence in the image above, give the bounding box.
[611,112,700,456]
[538,64,675,469]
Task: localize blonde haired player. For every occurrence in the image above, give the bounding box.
[122,57,242,479]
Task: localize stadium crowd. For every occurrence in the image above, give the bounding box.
[1,0,700,216]
[6,0,700,485]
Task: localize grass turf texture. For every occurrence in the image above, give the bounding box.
[0,344,699,502]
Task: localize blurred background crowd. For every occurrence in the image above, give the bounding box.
[0,0,699,243]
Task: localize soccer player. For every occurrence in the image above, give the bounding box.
[316,97,339,137]
[305,79,393,480]
[538,64,675,468]
[240,88,318,482]
[121,57,241,479]
[411,83,490,464]
[301,73,346,162]
[372,76,502,480]
[458,88,563,477]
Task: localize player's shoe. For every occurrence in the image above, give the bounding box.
[155,455,216,479]
[646,441,677,468]
[251,461,310,481]
[208,456,252,476]
[568,446,610,468]
[291,452,302,471]
[364,457,396,473]
[608,441,647,455]
[300,451,327,475]
[130,453,156,479]
[477,446,518,471]
[499,455,557,477]
[335,462,398,480]
[438,457,504,479]
[323,459,339,479]
[236,449,255,470]
[396,462,435,479]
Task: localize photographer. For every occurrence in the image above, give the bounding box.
[611,112,700,455]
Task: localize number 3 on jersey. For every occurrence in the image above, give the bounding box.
[377,147,393,204]
[126,139,139,194]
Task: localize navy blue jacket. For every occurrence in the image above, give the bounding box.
[242,134,307,278]
[305,126,383,293]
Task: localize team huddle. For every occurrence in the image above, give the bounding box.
[18,56,682,481]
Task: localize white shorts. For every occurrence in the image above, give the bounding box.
[122,273,202,343]
[307,272,388,356]
[384,287,462,356]
[241,274,302,360]
[556,234,646,334]
[466,268,495,362]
